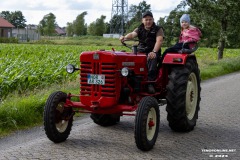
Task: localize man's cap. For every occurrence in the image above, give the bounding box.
[142,11,153,18]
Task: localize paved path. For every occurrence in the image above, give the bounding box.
[0,72,240,160]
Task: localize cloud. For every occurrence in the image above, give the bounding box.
[0,0,182,27]
[68,0,93,10]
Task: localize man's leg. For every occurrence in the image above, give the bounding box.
[148,57,158,81]
[147,57,158,93]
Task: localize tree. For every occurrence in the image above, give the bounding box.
[66,22,74,37]
[109,14,124,34]
[105,22,111,34]
[88,15,106,36]
[0,11,26,28]
[88,22,95,35]
[0,11,11,20]
[181,0,240,59]
[126,1,151,32]
[73,11,87,36]
[38,13,57,36]
[128,0,151,22]
[95,15,107,36]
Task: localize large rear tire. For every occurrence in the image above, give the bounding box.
[90,113,120,126]
[166,58,201,132]
[44,91,73,143]
[135,96,160,151]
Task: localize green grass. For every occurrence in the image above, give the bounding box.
[34,36,122,46]
[195,48,240,80]
[200,57,240,80]
[0,80,80,136]
[0,37,240,137]
[0,92,46,135]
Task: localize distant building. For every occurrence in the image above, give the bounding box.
[12,24,40,41]
[0,16,15,38]
[1,18,66,41]
[55,27,66,36]
[27,24,38,30]
[103,34,121,38]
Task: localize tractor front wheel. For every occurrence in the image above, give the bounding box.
[44,91,73,143]
[134,96,160,151]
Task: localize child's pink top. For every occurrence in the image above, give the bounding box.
[179,26,202,43]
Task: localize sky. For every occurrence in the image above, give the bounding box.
[0,0,182,27]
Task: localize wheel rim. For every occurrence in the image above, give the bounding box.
[186,72,198,120]
[146,107,157,141]
[55,102,69,133]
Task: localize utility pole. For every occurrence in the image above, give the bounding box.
[110,0,128,35]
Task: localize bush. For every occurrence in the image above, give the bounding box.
[33,39,56,44]
[0,37,18,43]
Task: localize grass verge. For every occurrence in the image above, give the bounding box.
[200,56,240,80]
[0,80,79,137]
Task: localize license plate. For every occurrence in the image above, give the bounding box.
[87,74,105,85]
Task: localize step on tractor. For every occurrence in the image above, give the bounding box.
[43,41,201,151]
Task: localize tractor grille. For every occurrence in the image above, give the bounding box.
[80,62,117,97]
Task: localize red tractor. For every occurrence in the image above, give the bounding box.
[43,41,201,151]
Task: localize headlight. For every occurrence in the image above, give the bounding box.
[121,67,129,77]
[66,64,76,73]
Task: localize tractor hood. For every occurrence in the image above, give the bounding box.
[80,50,147,75]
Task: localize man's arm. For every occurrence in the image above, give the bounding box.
[153,35,164,53]
[148,28,164,59]
[119,30,138,42]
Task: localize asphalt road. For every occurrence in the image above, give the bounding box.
[0,72,240,160]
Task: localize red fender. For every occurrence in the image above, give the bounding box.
[162,53,196,65]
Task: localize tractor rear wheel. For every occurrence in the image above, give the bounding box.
[166,58,201,132]
[90,113,120,126]
[44,91,73,143]
[135,96,160,151]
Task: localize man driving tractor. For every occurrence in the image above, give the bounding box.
[120,11,164,94]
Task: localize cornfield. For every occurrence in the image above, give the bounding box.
[0,44,118,99]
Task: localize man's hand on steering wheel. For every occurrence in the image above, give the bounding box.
[119,36,126,43]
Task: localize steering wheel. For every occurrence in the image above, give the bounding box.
[121,39,147,53]
[121,39,136,49]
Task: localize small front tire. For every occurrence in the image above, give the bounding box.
[135,96,160,151]
[44,91,73,143]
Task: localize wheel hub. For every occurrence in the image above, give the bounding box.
[190,90,194,102]
[148,118,155,129]
[146,108,157,140]
[55,102,69,133]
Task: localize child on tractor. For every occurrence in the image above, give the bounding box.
[161,14,202,59]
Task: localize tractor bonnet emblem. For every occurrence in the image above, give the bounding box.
[93,53,99,60]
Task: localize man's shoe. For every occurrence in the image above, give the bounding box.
[148,84,155,94]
